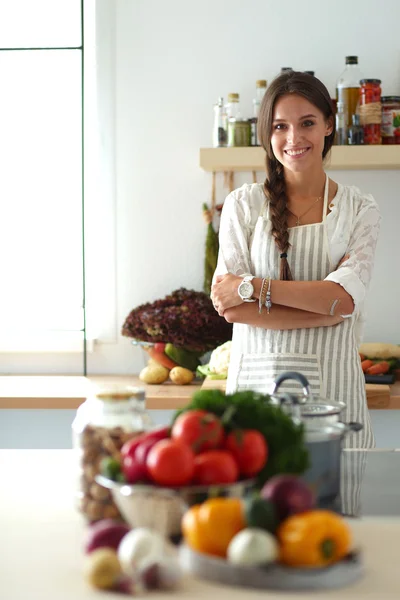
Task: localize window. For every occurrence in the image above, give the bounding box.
[0,0,117,372]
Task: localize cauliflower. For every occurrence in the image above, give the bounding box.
[208,341,231,376]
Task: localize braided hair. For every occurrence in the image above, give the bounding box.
[257,71,336,280]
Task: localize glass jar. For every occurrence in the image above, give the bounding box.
[359,79,382,145]
[381,96,400,144]
[72,383,152,522]
[227,119,251,147]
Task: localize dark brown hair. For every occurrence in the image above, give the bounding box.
[257,71,336,280]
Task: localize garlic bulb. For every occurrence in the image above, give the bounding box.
[227,528,278,566]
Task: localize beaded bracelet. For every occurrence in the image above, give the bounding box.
[265,278,272,314]
[259,278,267,314]
[259,277,269,314]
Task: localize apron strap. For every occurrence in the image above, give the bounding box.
[322,174,330,220]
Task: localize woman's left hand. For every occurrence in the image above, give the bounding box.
[211,273,243,316]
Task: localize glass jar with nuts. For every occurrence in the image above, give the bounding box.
[72,383,152,522]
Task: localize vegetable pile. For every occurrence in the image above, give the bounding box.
[139,342,198,385]
[83,520,182,593]
[121,287,233,355]
[182,476,353,569]
[100,389,309,489]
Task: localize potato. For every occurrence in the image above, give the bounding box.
[169,366,194,385]
[139,365,169,384]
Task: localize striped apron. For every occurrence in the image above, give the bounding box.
[226,176,375,450]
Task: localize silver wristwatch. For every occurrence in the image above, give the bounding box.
[237,275,256,302]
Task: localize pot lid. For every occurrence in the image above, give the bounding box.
[300,400,346,417]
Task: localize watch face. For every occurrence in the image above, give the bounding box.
[240,282,253,298]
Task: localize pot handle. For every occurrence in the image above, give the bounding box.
[346,421,363,433]
[271,371,313,403]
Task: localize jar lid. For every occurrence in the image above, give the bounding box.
[360,79,381,85]
[345,56,358,64]
[382,96,400,103]
[95,385,145,402]
[228,93,239,102]
[256,79,267,87]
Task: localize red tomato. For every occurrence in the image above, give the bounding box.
[121,426,170,459]
[146,439,195,486]
[171,410,224,453]
[224,430,268,477]
[122,455,147,483]
[135,437,160,475]
[193,450,239,485]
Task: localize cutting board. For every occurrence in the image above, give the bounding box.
[201,378,391,409]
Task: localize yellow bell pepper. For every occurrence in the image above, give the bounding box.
[277,510,351,567]
[182,498,245,557]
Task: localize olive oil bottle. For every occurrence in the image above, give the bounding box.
[336,56,363,130]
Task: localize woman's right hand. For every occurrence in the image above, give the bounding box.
[211,273,243,317]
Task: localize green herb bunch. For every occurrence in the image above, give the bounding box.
[174,389,310,487]
[121,288,233,355]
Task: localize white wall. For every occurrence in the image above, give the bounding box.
[88,0,400,375]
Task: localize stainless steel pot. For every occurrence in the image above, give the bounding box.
[271,371,362,505]
[271,371,346,425]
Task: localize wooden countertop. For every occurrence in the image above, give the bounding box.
[1,449,400,599]
[0,375,399,410]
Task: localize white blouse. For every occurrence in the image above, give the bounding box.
[214,182,381,345]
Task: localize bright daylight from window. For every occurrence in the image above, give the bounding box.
[0,0,84,352]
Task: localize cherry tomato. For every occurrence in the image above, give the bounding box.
[120,426,170,459]
[122,454,147,483]
[135,437,160,475]
[171,409,224,453]
[193,450,238,485]
[146,439,195,486]
[224,430,268,477]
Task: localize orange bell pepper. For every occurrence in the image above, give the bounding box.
[277,510,351,567]
[182,498,245,557]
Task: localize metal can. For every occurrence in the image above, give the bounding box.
[381,96,400,144]
[359,79,382,144]
[227,118,251,147]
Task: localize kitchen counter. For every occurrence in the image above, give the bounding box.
[0,375,399,410]
[1,449,400,599]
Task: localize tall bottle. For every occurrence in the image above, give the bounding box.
[336,56,363,129]
[335,101,347,145]
[251,79,267,146]
[212,97,227,147]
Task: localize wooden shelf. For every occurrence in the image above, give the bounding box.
[200,145,400,172]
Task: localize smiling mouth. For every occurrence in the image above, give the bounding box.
[284,147,311,158]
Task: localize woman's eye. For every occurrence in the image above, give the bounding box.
[302,120,315,127]
[274,123,286,130]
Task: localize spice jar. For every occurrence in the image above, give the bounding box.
[72,383,152,522]
[359,79,382,145]
[381,96,400,144]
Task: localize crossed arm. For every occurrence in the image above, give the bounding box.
[212,274,349,330]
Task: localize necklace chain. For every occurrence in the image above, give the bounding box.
[287,196,322,226]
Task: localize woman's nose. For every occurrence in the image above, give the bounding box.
[286,126,302,144]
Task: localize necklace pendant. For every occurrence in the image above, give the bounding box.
[296,218,300,226]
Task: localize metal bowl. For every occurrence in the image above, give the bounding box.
[96,475,255,538]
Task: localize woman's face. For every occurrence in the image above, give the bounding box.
[270,94,333,173]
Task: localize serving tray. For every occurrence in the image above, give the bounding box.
[365,373,395,385]
[179,544,364,591]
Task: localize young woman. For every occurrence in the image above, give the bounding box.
[211,71,380,448]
